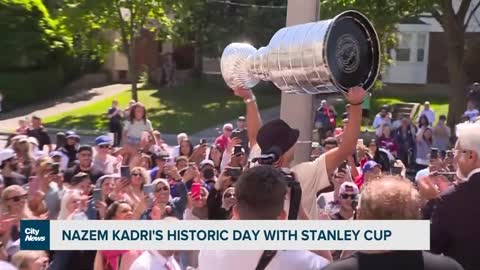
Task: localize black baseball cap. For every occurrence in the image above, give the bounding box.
[257,119,299,155]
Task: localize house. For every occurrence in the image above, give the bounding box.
[384,0,480,85]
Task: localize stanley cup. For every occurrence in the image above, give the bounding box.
[220,10,380,94]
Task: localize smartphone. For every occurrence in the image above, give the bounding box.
[435,171,457,182]
[52,163,60,175]
[338,160,348,173]
[430,148,440,160]
[230,130,242,140]
[200,138,207,145]
[357,139,364,147]
[120,166,130,178]
[191,183,201,200]
[233,145,243,156]
[446,150,454,159]
[143,184,154,195]
[92,189,102,202]
[391,166,403,176]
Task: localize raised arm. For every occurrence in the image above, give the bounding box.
[324,87,365,176]
[233,88,262,148]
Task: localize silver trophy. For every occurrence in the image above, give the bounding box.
[221,10,380,94]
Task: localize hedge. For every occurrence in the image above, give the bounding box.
[0,67,64,111]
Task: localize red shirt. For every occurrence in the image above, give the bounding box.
[215,134,229,152]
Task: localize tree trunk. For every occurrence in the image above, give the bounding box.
[129,39,138,101]
[444,19,467,130]
[193,30,203,77]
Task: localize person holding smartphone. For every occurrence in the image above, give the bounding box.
[140,178,187,220]
[207,166,241,220]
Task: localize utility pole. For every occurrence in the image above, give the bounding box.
[280,0,320,165]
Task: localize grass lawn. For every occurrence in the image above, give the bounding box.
[43,77,280,134]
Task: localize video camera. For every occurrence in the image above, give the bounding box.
[251,146,302,220]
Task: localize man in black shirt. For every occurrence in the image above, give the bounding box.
[323,176,463,270]
[0,149,26,187]
[63,145,103,185]
[26,116,52,152]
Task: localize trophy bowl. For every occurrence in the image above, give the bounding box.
[220,10,380,94]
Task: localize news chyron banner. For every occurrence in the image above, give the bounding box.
[20,220,429,251]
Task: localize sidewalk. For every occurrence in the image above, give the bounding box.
[0,84,129,133]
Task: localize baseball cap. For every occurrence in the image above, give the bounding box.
[424,101,430,105]
[256,119,299,155]
[96,174,118,188]
[95,135,113,146]
[28,137,39,146]
[223,123,233,131]
[49,151,63,158]
[238,116,246,121]
[339,182,360,195]
[0,149,16,163]
[362,160,381,173]
[65,130,80,140]
[200,159,215,169]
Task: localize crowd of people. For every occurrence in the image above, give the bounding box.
[0,83,479,270]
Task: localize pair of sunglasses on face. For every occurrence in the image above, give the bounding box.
[6,194,28,202]
[340,193,358,200]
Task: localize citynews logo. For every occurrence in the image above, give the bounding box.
[20,220,50,250]
[24,228,46,242]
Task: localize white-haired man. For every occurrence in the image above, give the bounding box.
[430,122,480,270]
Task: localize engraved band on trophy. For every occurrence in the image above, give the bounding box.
[220,10,380,94]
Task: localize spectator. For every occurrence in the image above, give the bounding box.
[12,137,34,178]
[171,133,188,159]
[330,182,359,220]
[107,100,124,147]
[57,189,88,220]
[15,119,28,135]
[58,131,80,166]
[63,145,104,185]
[363,139,391,173]
[149,151,169,180]
[122,102,157,158]
[215,123,233,152]
[433,115,451,155]
[54,132,65,151]
[124,167,151,212]
[321,137,339,155]
[130,249,181,270]
[416,127,434,171]
[179,139,193,159]
[31,157,62,219]
[315,100,337,140]
[199,166,330,270]
[418,101,436,125]
[394,116,416,168]
[354,160,381,190]
[373,105,392,136]
[92,135,119,175]
[418,114,430,129]
[199,160,217,190]
[1,185,33,220]
[49,151,68,173]
[463,100,479,122]
[430,122,480,270]
[93,201,140,270]
[69,172,92,198]
[323,176,463,270]
[141,178,187,220]
[317,167,352,216]
[232,115,249,156]
[208,144,223,172]
[11,250,49,270]
[207,166,241,220]
[377,125,397,157]
[0,149,26,187]
[26,116,52,153]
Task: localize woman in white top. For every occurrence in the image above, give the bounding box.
[122,102,157,160]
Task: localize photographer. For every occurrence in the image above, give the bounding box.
[233,86,365,219]
[207,167,241,220]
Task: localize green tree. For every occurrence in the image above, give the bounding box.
[62,0,173,101]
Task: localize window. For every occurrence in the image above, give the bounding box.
[417,33,427,62]
[395,33,412,62]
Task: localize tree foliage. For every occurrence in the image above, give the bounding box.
[61,0,174,100]
[0,0,72,70]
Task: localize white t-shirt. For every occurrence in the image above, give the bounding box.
[291,154,330,220]
[92,154,118,175]
[124,119,153,140]
[130,251,181,270]
[199,250,329,270]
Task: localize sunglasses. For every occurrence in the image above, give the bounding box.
[155,186,169,192]
[340,194,357,200]
[131,173,142,177]
[7,194,28,202]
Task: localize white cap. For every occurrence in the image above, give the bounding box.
[0,149,16,163]
[424,101,430,105]
[28,137,39,146]
[223,123,233,130]
[339,182,359,195]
